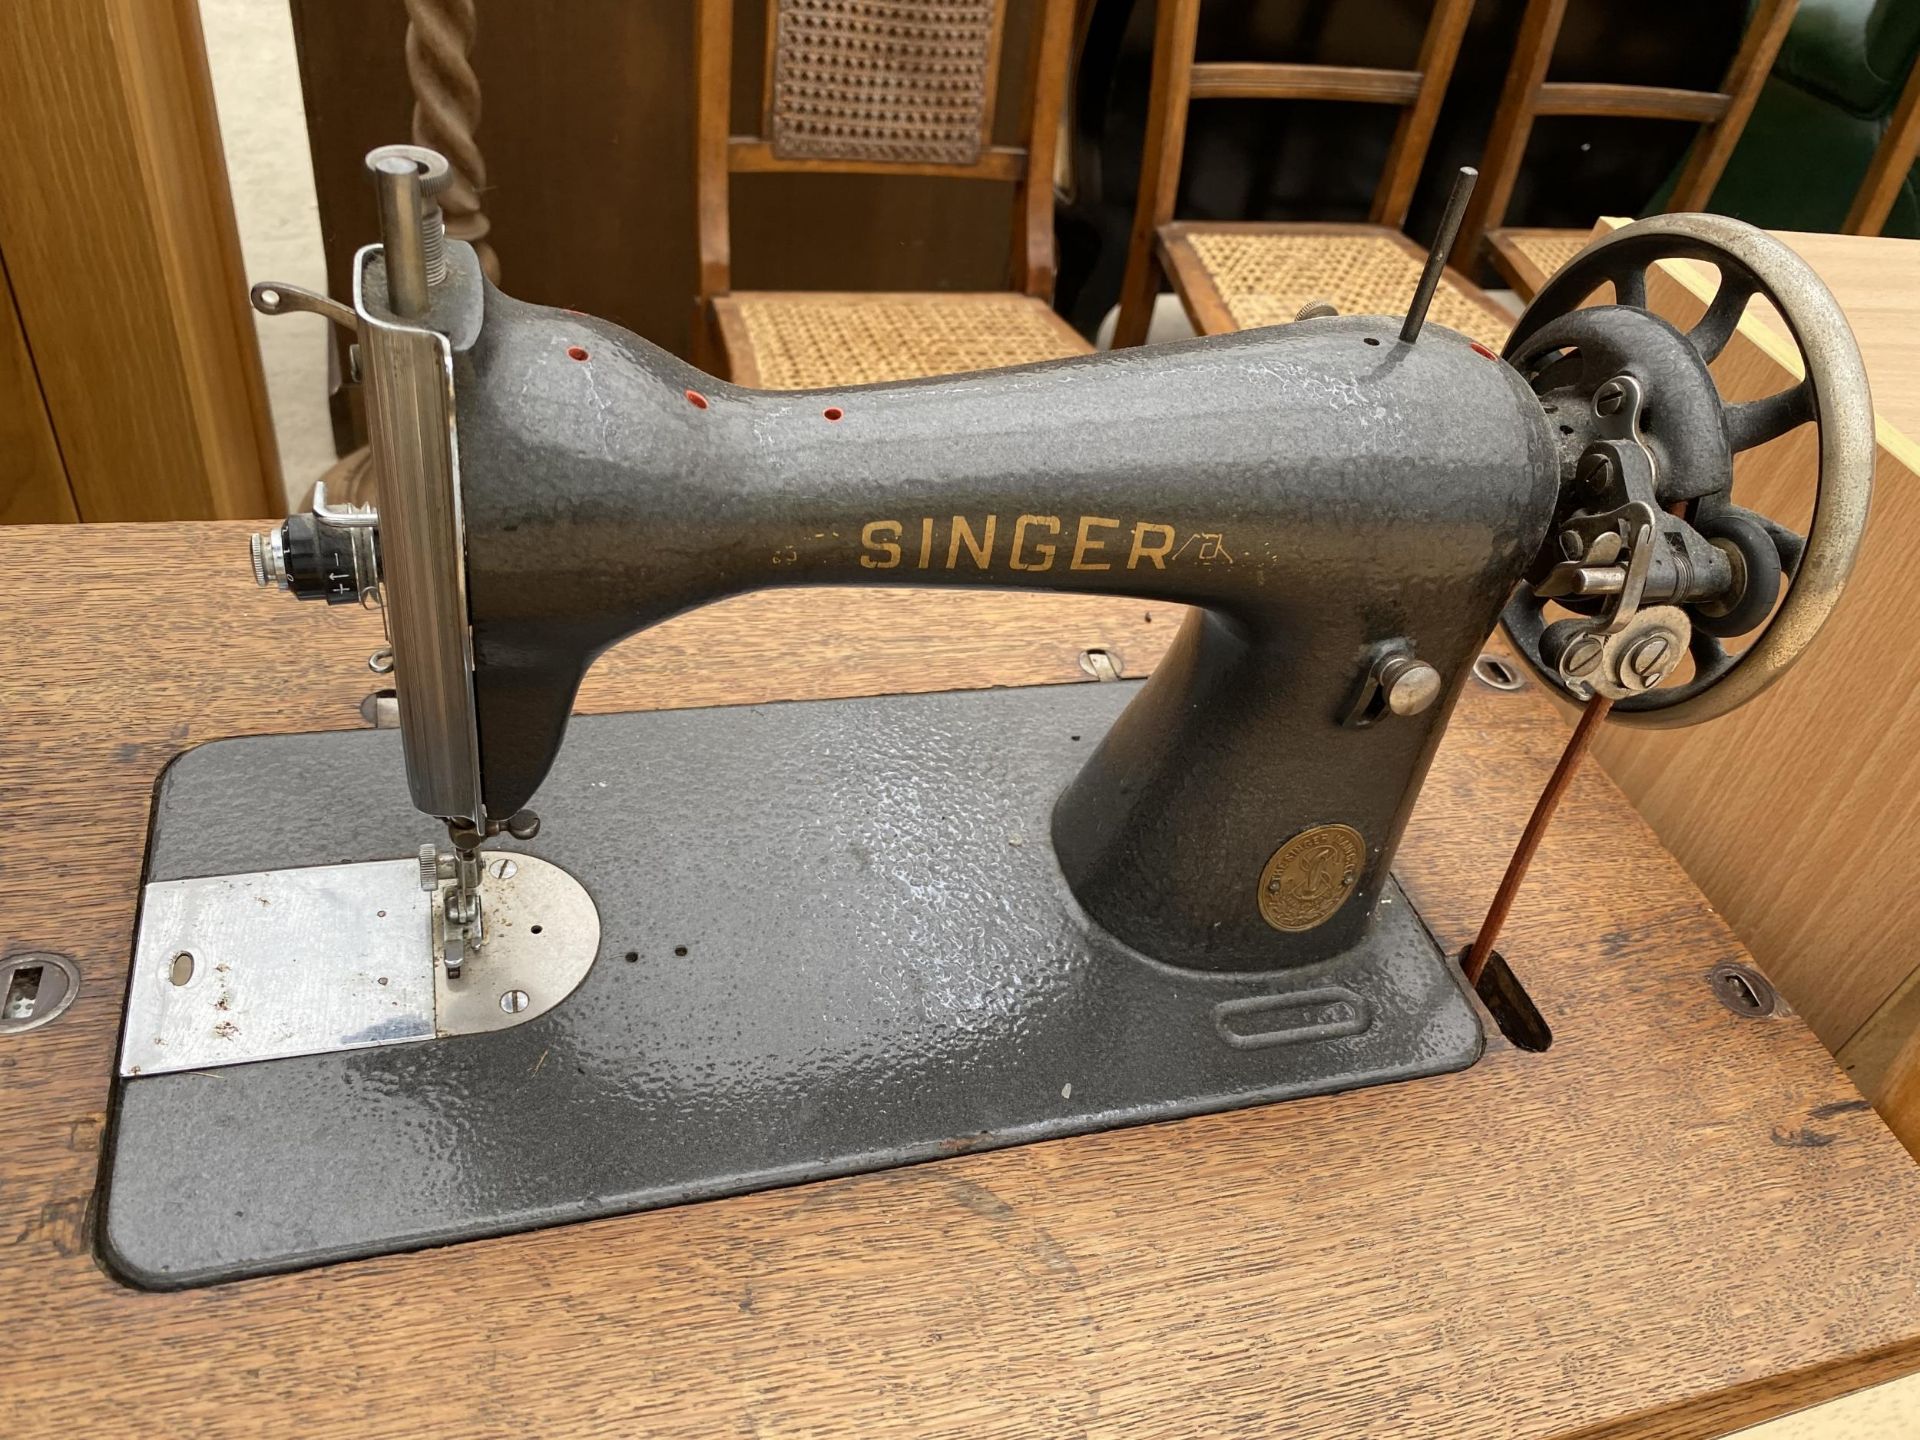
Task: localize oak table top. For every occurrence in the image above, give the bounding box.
[5,522,1920,1439]
[1758,230,1920,441]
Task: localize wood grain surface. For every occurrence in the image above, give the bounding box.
[1186,62,1424,105]
[1584,229,1920,1063]
[724,138,1028,182]
[0,0,277,521]
[1488,225,1575,297]
[1534,82,1731,123]
[1762,231,1920,442]
[5,522,1920,1438]
[0,259,73,524]
[1551,227,1920,1164]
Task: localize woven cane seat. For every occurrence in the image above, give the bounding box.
[767,0,1002,167]
[1160,223,1514,350]
[712,291,1092,389]
[1487,227,1596,300]
[1507,230,1590,283]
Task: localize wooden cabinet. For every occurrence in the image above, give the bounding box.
[1560,221,1920,1155]
[0,0,277,523]
[0,264,73,524]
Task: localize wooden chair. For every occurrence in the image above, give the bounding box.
[693,0,1089,389]
[1846,51,1920,235]
[1461,0,1800,300]
[1112,0,1510,351]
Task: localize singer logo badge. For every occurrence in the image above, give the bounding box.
[855,515,1233,574]
[1258,824,1366,932]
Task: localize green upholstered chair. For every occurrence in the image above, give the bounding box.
[1693,0,1920,236]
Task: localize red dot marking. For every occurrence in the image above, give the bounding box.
[823,406,844,422]
[1470,341,1499,360]
[566,345,589,362]
[685,389,709,409]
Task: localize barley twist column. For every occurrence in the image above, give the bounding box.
[403,0,497,281]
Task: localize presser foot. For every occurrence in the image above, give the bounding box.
[420,809,545,978]
[419,842,485,978]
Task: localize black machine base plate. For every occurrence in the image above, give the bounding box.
[103,681,1482,1289]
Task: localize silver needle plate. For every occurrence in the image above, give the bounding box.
[122,854,598,1076]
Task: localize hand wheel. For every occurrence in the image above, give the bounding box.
[1500,213,1874,728]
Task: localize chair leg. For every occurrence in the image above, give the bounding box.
[1112,236,1166,349]
[691,300,725,380]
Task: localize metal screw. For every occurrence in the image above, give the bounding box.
[489,857,518,880]
[1079,649,1122,682]
[1558,528,1586,560]
[1709,963,1778,1018]
[1562,635,1605,679]
[1619,633,1673,691]
[499,989,530,1014]
[1577,451,1616,494]
[1594,380,1626,417]
[368,647,395,675]
[1381,657,1443,716]
[1294,298,1339,321]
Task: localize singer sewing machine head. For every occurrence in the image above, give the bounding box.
[99,146,1872,1288]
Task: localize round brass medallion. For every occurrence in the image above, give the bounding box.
[1257,824,1366,933]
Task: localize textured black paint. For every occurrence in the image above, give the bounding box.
[453,283,1559,970]
[103,686,1480,1289]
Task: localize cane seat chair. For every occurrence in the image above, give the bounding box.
[694,0,1088,389]
[1113,0,1510,351]
[1460,0,1801,299]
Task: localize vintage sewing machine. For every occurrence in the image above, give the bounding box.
[99,147,1872,1288]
